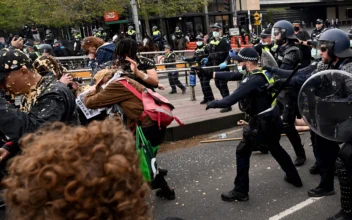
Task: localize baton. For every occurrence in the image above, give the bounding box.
[271,63,301,101]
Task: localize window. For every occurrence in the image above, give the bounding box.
[346,8,352,19]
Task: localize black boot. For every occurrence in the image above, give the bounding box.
[308,186,335,197]
[284,175,303,187]
[327,211,352,220]
[221,189,248,202]
[220,107,232,113]
[309,162,320,174]
[151,172,175,200]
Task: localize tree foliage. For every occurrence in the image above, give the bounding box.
[0,0,206,30]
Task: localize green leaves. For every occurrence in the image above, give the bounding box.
[0,0,206,30]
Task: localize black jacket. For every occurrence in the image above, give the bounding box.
[207,37,231,66]
[210,70,273,116]
[185,45,210,65]
[0,75,79,154]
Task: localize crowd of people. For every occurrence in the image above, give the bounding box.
[0,17,350,220]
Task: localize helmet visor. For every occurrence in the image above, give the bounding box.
[271,27,287,43]
[317,40,334,53]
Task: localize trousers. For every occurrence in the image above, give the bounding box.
[233,107,302,193]
[168,72,185,92]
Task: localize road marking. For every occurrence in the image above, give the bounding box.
[268,197,323,220]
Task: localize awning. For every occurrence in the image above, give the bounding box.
[105,20,129,25]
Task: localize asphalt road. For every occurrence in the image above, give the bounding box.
[151,131,341,220]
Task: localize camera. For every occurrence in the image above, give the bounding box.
[72,77,83,84]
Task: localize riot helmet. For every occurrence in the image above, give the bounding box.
[152,26,158,31]
[98,27,104,31]
[128,26,134,30]
[175,26,180,31]
[318,29,352,58]
[39,44,53,55]
[45,29,52,35]
[272,20,298,45]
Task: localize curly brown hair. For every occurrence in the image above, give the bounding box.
[3,119,151,220]
[82,37,105,52]
[32,55,63,78]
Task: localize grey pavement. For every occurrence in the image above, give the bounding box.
[151,130,341,220]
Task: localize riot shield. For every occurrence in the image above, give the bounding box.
[261,50,278,68]
[298,70,352,142]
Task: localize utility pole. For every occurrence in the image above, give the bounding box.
[232,0,237,27]
[131,0,142,41]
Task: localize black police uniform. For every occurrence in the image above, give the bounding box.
[311,28,323,40]
[204,37,231,102]
[184,44,210,102]
[164,51,186,93]
[208,67,302,200]
[274,42,306,165]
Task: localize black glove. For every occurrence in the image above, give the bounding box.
[262,65,273,72]
[206,100,217,110]
[267,79,286,93]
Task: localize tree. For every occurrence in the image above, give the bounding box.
[139,0,207,36]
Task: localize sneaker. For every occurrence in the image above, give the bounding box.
[221,189,249,202]
[156,188,176,200]
[308,187,335,197]
[294,156,306,166]
[220,107,232,113]
[309,162,320,175]
[284,175,303,187]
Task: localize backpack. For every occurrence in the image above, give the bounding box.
[116,78,183,129]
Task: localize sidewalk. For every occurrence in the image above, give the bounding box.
[157,76,245,141]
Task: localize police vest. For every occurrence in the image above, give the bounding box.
[127,30,135,35]
[195,45,206,53]
[239,69,276,113]
[153,30,161,36]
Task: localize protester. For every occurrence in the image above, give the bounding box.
[3,119,151,220]
[81,36,115,75]
[84,57,175,200]
[0,48,79,163]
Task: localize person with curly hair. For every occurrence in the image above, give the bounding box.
[82,36,116,76]
[3,119,151,220]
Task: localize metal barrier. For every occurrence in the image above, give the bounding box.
[74,64,237,101]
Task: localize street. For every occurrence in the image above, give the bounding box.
[152,131,340,220]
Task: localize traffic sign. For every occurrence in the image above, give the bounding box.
[253,11,261,26]
[253,11,260,21]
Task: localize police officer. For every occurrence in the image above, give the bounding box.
[164,44,186,94]
[24,42,40,62]
[44,29,54,45]
[202,23,232,113]
[152,26,163,51]
[173,26,184,49]
[126,26,136,41]
[307,29,352,219]
[272,20,306,166]
[253,27,275,57]
[93,28,101,38]
[182,35,210,101]
[311,19,325,40]
[206,48,302,202]
[39,44,53,56]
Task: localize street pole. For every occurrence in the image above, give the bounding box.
[204,0,209,32]
[232,0,237,27]
[131,0,142,41]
